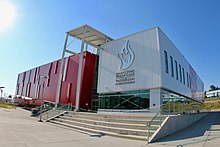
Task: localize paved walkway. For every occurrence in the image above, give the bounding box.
[147,111,220,147]
[0,108,146,147]
[1,107,220,147]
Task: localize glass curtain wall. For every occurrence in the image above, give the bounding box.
[98,90,150,110]
[162,89,202,114]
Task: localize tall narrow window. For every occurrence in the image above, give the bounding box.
[47,63,52,87]
[33,68,37,83]
[182,67,185,85]
[37,67,40,84]
[54,61,58,74]
[189,74,191,88]
[175,60,178,80]
[22,72,26,82]
[179,64,182,83]
[48,63,52,77]
[16,84,19,95]
[164,50,168,73]
[170,56,174,77]
[187,72,189,87]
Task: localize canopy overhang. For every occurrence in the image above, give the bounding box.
[67,24,113,49]
[56,24,113,110]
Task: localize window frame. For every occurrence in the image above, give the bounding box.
[175,60,178,80]
[170,56,174,77]
[182,67,185,85]
[187,72,189,87]
[179,64,182,83]
[164,50,169,73]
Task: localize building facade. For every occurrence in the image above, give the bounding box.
[206,89,220,98]
[15,25,204,112]
[97,27,204,112]
[15,51,97,110]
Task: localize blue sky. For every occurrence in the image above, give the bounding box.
[0,0,219,95]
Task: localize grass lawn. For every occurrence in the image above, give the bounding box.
[204,97,220,101]
[203,102,220,110]
[0,102,16,109]
[203,97,220,110]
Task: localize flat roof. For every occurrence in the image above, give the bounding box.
[67,24,113,49]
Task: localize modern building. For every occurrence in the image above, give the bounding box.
[206,89,220,98]
[15,25,204,112]
[97,26,204,112]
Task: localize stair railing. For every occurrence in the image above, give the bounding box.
[147,101,204,143]
[42,103,73,121]
[43,103,98,121]
[147,104,166,143]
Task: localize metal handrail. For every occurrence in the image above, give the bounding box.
[147,104,166,143]
[147,102,204,143]
[43,103,73,121]
[43,103,99,121]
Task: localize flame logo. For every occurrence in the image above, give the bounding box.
[118,40,135,70]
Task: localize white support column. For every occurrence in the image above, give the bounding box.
[55,34,69,108]
[150,89,162,112]
[86,43,88,51]
[75,26,87,111]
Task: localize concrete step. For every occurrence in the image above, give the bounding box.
[67,111,153,120]
[52,117,155,136]
[49,120,149,141]
[64,113,151,124]
[59,115,148,130]
[153,116,167,121]
[149,120,164,125]
[148,125,160,131]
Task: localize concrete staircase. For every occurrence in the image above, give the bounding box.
[47,111,166,141]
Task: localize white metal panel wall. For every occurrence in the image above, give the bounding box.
[158,28,204,100]
[159,28,191,98]
[98,28,161,93]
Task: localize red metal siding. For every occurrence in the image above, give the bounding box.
[43,60,60,103]
[15,51,97,109]
[79,52,97,109]
[59,56,78,105]
[17,73,24,95]
[29,68,37,98]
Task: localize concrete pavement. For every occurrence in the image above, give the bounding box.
[0,108,147,147]
[1,107,220,147]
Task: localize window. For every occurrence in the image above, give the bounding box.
[98,90,150,109]
[54,61,58,74]
[175,60,178,80]
[164,50,168,73]
[187,72,189,87]
[179,64,182,83]
[189,74,191,88]
[48,63,52,76]
[33,68,37,83]
[22,72,26,82]
[170,56,174,77]
[182,68,185,85]
[47,63,52,87]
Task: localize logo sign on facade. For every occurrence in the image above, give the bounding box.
[118,40,135,70]
[115,40,135,85]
